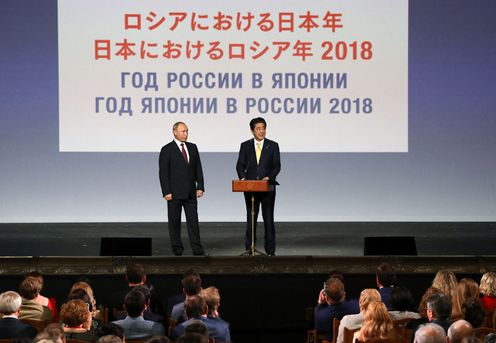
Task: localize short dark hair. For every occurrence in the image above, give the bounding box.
[391,286,414,312]
[176,333,208,343]
[185,319,208,337]
[126,263,146,284]
[249,117,266,130]
[427,293,452,321]
[124,288,146,317]
[184,295,207,319]
[182,275,202,296]
[134,285,151,303]
[464,298,485,328]
[97,323,125,339]
[325,277,345,304]
[376,262,396,286]
[19,277,42,299]
[145,336,171,343]
[67,288,93,312]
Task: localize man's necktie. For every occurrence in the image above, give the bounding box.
[181,143,188,163]
[256,142,262,164]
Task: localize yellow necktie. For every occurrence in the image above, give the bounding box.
[256,142,262,164]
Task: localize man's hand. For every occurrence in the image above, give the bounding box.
[262,176,269,181]
[196,190,204,198]
[317,289,327,305]
[164,194,172,201]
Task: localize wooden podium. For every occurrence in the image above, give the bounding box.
[232,180,270,256]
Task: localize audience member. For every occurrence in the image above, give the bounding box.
[145,335,171,343]
[18,276,53,323]
[70,281,100,320]
[33,323,66,343]
[111,288,165,339]
[171,274,203,323]
[60,299,97,341]
[336,289,381,343]
[426,293,452,333]
[114,285,164,324]
[353,301,400,342]
[25,271,58,321]
[480,272,496,313]
[452,278,480,321]
[464,298,485,328]
[171,295,230,342]
[96,323,125,340]
[432,270,458,301]
[201,286,229,328]
[176,333,208,343]
[0,291,38,339]
[414,323,447,343]
[376,262,397,310]
[107,263,164,321]
[485,333,496,343]
[184,319,208,338]
[167,269,200,316]
[389,286,421,321]
[314,277,359,341]
[408,287,445,332]
[447,319,475,343]
[96,335,123,343]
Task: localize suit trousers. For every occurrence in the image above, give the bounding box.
[243,190,276,255]
[167,197,204,255]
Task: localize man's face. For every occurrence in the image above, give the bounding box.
[251,122,266,141]
[173,123,188,142]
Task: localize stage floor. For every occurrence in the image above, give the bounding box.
[1,222,495,257]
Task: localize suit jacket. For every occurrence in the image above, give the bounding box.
[172,316,231,342]
[159,141,204,199]
[112,315,166,339]
[236,138,281,184]
[314,299,360,341]
[0,317,38,339]
[379,286,394,310]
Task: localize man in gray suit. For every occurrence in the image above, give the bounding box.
[112,288,165,339]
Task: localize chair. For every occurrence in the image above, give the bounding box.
[19,318,48,333]
[343,327,360,343]
[168,318,178,338]
[393,318,413,343]
[332,318,341,343]
[475,327,496,341]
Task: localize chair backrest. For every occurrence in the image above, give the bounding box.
[393,318,413,343]
[332,318,341,343]
[343,327,360,343]
[475,327,496,341]
[19,318,48,333]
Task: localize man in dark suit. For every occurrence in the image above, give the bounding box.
[376,262,396,310]
[0,291,38,339]
[236,117,281,256]
[159,122,206,256]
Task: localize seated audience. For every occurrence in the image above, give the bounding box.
[432,270,458,302]
[176,333,208,343]
[111,288,165,339]
[70,281,106,325]
[171,274,203,323]
[336,288,381,343]
[18,276,53,323]
[480,272,496,313]
[353,301,400,342]
[447,319,475,343]
[414,323,447,343]
[171,295,230,342]
[60,299,97,341]
[376,262,397,310]
[114,285,164,324]
[184,319,208,338]
[25,271,58,321]
[107,263,164,321]
[408,287,445,332]
[452,278,480,321]
[33,323,65,343]
[167,269,199,317]
[314,277,359,341]
[145,335,171,343]
[389,286,421,321]
[0,291,38,339]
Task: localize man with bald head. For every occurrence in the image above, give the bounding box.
[447,320,475,343]
[414,323,447,343]
[159,122,206,256]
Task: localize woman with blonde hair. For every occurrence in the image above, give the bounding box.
[480,272,496,312]
[432,270,458,300]
[336,289,381,343]
[451,278,480,321]
[353,301,399,342]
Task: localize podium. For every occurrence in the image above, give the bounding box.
[232,180,270,256]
